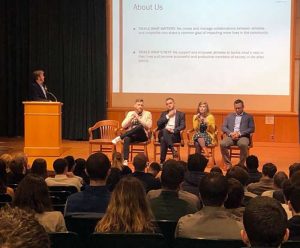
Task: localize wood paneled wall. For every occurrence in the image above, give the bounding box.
[107,108,299,143]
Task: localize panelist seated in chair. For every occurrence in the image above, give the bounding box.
[157,97,185,164]
[112,99,152,166]
[220,99,255,169]
[192,101,217,158]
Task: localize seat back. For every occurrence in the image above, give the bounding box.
[282,240,300,248]
[174,237,244,248]
[89,233,168,248]
[48,232,80,248]
[153,220,178,247]
[0,194,12,207]
[88,120,119,140]
[48,185,78,194]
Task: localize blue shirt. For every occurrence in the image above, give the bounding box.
[65,185,110,214]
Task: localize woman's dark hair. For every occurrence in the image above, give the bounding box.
[13,174,52,213]
[31,158,47,179]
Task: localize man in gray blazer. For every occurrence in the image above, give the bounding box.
[220,99,255,168]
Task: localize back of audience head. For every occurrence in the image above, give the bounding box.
[199,173,228,207]
[95,176,154,233]
[161,160,184,190]
[13,174,52,214]
[73,158,86,175]
[112,152,123,170]
[148,162,161,178]
[0,153,13,171]
[9,157,25,175]
[177,160,188,172]
[64,155,75,172]
[0,206,50,248]
[289,162,300,178]
[262,163,277,178]
[31,158,47,179]
[13,152,28,169]
[210,166,223,175]
[187,153,208,172]
[242,196,288,247]
[288,185,300,214]
[224,178,244,209]
[283,172,300,202]
[226,166,249,187]
[86,152,111,180]
[53,158,68,175]
[133,153,148,172]
[273,171,288,189]
[246,155,259,171]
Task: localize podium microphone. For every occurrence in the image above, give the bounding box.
[44,85,58,102]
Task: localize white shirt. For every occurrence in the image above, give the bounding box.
[165,112,176,131]
[39,84,47,98]
[234,113,243,133]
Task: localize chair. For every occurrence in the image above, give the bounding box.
[174,237,244,248]
[186,127,218,165]
[153,128,184,162]
[221,133,254,161]
[89,233,168,248]
[0,194,12,207]
[48,232,80,248]
[48,186,78,213]
[153,220,178,247]
[65,212,104,245]
[88,120,119,154]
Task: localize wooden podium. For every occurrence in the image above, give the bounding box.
[23,101,63,156]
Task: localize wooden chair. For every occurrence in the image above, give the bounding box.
[221,133,254,161]
[88,120,119,154]
[186,127,218,165]
[128,130,152,161]
[153,128,184,162]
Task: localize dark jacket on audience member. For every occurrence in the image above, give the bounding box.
[246,170,262,185]
[150,190,198,221]
[7,172,25,185]
[288,215,300,240]
[132,171,161,193]
[247,177,274,196]
[65,185,110,214]
[181,171,207,196]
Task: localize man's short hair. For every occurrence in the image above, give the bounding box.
[133,153,148,172]
[224,178,244,209]
[86,152,111,180]
[32,70,44,80]
[234,99,244,106]
[187,153,208,172]
[9,159,24,174]
[273,171,288,189]
[246,155,259,170]
[243,196,287,247]
[149,162,161,173]
[262,163,277,178]
[289,185,300,213]
[199,173,228,206]
[165,97,174,102]
[64,155,75,172]
[135,98,144,103]
[161,160,184,190]
[289,162,300,178]
[0,206,50,248]
[226,166,249,186]
[53,158,67,174]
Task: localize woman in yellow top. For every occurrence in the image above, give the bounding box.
[192,102,217,158]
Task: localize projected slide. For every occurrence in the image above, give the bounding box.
[112,0,291,95]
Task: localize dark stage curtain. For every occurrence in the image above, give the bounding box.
[0,0,107,139]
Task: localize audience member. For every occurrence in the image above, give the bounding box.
[241,196,289,247]
[149,160,197,220]
[224,178,245,221]
[13,152,29,172]
[287,185,300,240]
[0,206,50,248]
[176,173,243,239]
[13,174,67,232]
[7,157,26,185]
[0,159,14,198]
[64,155,83,182]
[247,163,277,195]
[289,162,300,178]
[95,176,155,233]
[65,152,111,214]
[147,162,161,178]
[181,153,208,196]
[210,166,223,175]
[245,155,262,185]
[30,158,48,179]
[45,158,82,191]
[73,158,90,185]
[132,153,161,192]
[0,153,13,172]
[262,171,288,203]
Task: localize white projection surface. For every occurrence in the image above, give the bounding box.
[112,0,292,96]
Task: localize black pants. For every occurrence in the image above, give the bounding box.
[121,124,148,160]
[159,128,180,163]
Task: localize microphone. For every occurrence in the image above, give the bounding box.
[44,85,58,102]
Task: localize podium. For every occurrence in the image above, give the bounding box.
[23,101,63,156]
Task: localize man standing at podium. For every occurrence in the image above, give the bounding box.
[29,70,48,101]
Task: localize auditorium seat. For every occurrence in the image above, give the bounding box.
[282,240,300,248]
[0,194,12,207]
[48,232,79,248]
[153,128,184,162]
[89,233,168,248]
[88,120,119,154]
[174,237,244,248]
[153,220,178,247]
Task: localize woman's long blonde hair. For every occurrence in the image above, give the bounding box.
[111,152,123,171]
[196,101,210,116]
[95,176,154,233]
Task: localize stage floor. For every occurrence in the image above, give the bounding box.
[0,137,299,173]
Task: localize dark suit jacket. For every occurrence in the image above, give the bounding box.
[29,81,48,101]
[157,110,186,140]
[222,112,255,137]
